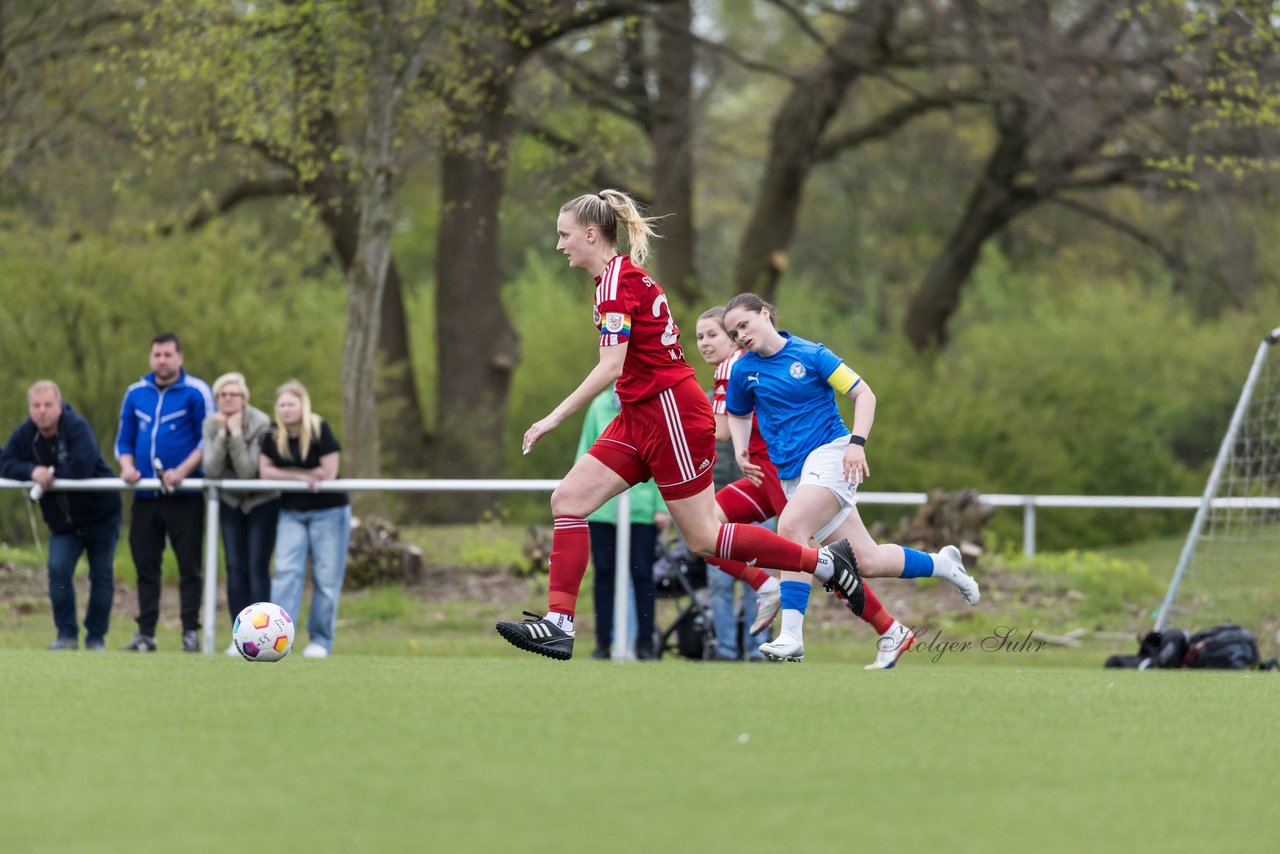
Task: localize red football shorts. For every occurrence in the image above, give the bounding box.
[715,460,787,524]
[587,375,716,501]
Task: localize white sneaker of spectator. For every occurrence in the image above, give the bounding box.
[302,642,330,659]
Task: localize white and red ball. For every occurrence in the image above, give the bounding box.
[233,602,295,662]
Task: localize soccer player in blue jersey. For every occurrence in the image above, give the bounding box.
[722,293,979,662]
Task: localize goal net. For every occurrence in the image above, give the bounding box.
[1155,327,1280,656]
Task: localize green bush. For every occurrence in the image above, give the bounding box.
[998,549,1165,621]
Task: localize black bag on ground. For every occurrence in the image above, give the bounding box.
[1104,628,1189,669]
[1182,623,1259,670]
[1155,628,1189,668]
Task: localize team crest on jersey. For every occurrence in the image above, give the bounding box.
[789,361,806,379]
[593,307,601,327]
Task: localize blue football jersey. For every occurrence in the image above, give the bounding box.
[725,333,859,479]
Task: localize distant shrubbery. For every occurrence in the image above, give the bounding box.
[998,549,1165,621]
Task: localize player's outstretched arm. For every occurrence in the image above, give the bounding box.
[523,343,628,455]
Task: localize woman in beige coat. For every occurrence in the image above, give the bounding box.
[202,372,280,654]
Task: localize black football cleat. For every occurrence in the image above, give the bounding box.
[822,539,866,616]
[496,611,575,661]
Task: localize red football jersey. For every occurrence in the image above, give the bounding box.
[594,254,694,403]
[712,351,771,464]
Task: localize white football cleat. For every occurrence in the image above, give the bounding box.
[941,545,980,605]
[865,621,916,670]
[749,579,782,635]
[759,634,804,662]
[224,641,240,657]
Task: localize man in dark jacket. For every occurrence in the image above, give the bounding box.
[0,381,122,650]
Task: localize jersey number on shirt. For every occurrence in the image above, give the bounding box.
[651,294,681,359]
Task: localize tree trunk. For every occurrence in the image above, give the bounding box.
[732,16,884,302]
[904,108,1039,351]
[651,0,698,304]
[308,170,429,478]
[431,89,521,517]
[290,4,430,490]
[376,265,430,472]
[340,12,399,498]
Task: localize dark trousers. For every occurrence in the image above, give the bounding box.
[47,514,121,642]
[220,500,280,625]
[588,521,658,656]
[129,495,204,635]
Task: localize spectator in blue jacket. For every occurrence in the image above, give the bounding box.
[1,381,123,650]
[115,332,212,653]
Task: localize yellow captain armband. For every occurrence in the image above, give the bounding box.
[826,363,860,395]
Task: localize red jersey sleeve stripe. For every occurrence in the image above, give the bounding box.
[602,255,621,301]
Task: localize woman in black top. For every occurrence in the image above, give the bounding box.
[259,380,350,659]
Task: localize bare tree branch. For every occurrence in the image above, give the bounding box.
[518,118,638,196]
[156,177,299,235]
[540,47,648,126]
[1049,194,1187,273]
[814,90,986,162]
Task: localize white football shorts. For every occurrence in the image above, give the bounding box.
[780,437,859,544]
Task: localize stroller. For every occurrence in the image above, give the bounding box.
[653,531,717,660]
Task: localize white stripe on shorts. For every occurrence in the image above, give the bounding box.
[658,387,697,482]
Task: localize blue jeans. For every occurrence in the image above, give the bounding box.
[47,514,121,643]
[221,500,280,625]
[707,566,767,660]
[270,505,351,652]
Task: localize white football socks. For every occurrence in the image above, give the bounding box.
[543,611,575,634]
[779,609,805,641]
[812,548,834,582]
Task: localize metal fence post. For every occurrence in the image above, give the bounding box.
[201,484,221,654]
[1023,498,1036,557]
[611,491,632,660]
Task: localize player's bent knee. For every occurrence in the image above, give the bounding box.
[778,522,814,544]
[683,532,719,558]
[549,486,591,519]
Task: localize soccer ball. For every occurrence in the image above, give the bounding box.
[233,602,295,662]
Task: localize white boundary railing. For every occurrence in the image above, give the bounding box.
[3,478,1267,655]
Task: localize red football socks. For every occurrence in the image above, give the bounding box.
[859,581,895,634]
[705,557,772,590]
[547,516,590,617]
[715,523,817,574]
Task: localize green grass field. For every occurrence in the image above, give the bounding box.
[1,651,1275,853]
[2,529,1277,853]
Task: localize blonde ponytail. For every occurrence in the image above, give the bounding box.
[560,189,661,265]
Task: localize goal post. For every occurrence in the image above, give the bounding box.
[1154,326,1280,636]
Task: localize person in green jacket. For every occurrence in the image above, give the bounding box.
[578,386,669,659]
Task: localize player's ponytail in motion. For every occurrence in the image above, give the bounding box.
[560,189,660,265]
[725,293,778,328]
